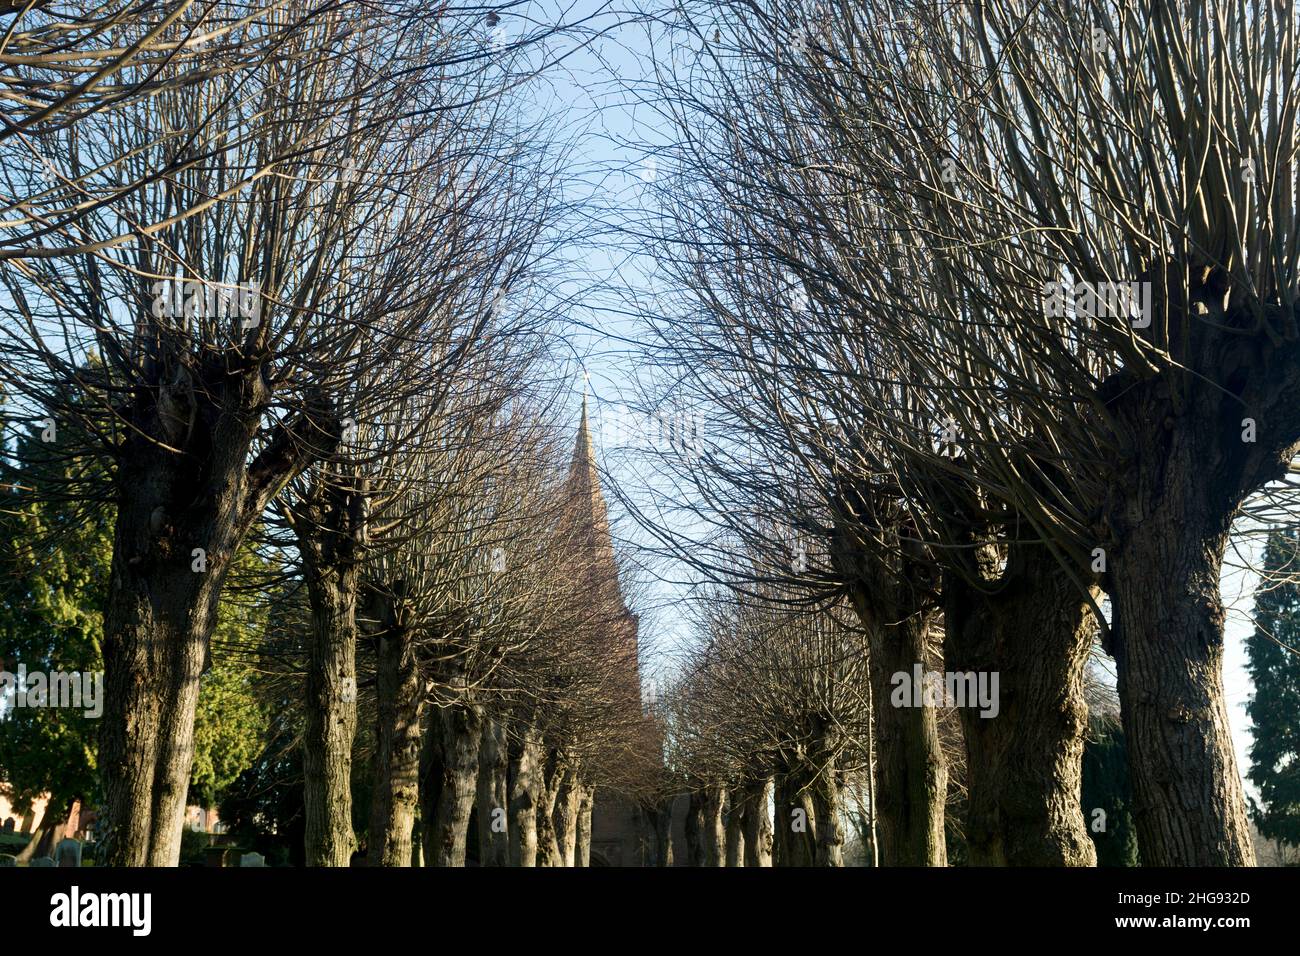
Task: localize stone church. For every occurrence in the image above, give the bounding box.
[562,401,652,866]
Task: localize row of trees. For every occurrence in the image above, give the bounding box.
[623,0,1300,866]
[6,0,1300,870]
[0,0,657,866]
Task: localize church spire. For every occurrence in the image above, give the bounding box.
[566,395,612,559]
[570,393,597,484]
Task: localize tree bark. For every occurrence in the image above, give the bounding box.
[100,471,233,866]
[428,699,482,867]
[15,798,72,863]
[642,795,674,866]
[98,376,328,866]
[296,474,366,868]
[1110,518,1255,865]
[535,749,564,867]
[864,610,948,866]
[1092,270,1300,865]
[575,785,594,866]
[740,778,774,867]
[684,790,706,866]
[811,767,845,867]
[555,767,582,866]
[476,717,510,866]
[944,544,1097,866]
[832,507,948,867]
[100,571,213,867]
[724,789,745,866]
[300,575,358,867]
[774,771,817,867]
[770,777,786,866]
[507,723,543,866]
[366,619,422,867]
[700,785,726,866]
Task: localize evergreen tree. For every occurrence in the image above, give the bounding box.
[0,406,270,821]
[0,416,112,821]
[1246,528,1300,849]
[1080,716,1140,866]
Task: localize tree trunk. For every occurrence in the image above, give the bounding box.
[575,785,594,866]
[99,454,237,867]
[367,621,422,867]
[740,778,773,867]
[684,790,706,866]
[865,611,948,866]
[775,771,818,867]
[296,474,366,868]
[100,586,208,867]
[811,767,844,867]
[642,796,674,866]
[1093,272,1300,865]
[476,717,510,866]
[149,621,211,868]
[97,370,325,867]
[301,576,358,867]
[296,574,350,864]
[555,768,582,866]
[944,546,1097,866]
[656,799,674,866]
[834,520,948,867]
[418,710,440,865]
[428,699,482,867]
[771,776,787,865]
[507,723,543,866]
[535,750,564,867]
[724,789,745,866]
[15,799,73,863]
[1110,518,1255,865]
[700,785,726,866]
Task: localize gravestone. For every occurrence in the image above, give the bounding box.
[239,852,266,868]
[2,818,13,834]
[0,854,16,867]
[28,856,55,867]
[55,838,82,868]
[204,846,236,867]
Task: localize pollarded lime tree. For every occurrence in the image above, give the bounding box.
[639,0,1300,865]
[0,2,466,865]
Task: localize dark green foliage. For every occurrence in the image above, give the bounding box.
[218,704,308,868]
[0,415,111,815]
[1246,528,1300,849]
[1081,716,1140,866]
[1,401,269,819]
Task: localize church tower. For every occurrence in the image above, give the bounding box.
[562,398,645,865]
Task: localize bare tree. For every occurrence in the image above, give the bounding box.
[625,0,1300,866]
[0,2,470,865]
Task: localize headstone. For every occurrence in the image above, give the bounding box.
[28,856,56,867]
[203,846,235,867]
[2,818,14,834]
[0,854,16,867]
[239,852,266,868]
[55,838,82,868]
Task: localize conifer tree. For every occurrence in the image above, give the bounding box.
[1246,529,1300,849]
